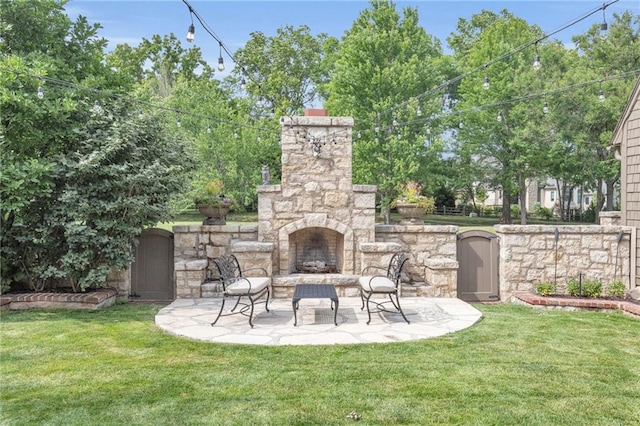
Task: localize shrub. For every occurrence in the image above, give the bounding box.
[566,278,581,297]
[535,282,555,297]
[533,203,553,220]
[582,279,602,298]
[607,281,626,298]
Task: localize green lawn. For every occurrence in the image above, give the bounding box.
[1,304,638,425]
[158,211,571,232]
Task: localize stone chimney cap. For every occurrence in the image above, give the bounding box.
[304,108,329,117]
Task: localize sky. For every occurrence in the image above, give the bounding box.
[66,0,639,72]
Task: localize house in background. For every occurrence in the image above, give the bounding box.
[610,75,640,289]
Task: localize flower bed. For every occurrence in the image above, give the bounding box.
[1,289,117,310]
[513,291,640,318]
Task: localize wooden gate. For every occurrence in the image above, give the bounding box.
[131,228,174,301]
[457,230,499,302]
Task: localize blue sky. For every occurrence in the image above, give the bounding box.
[66,0,638,72]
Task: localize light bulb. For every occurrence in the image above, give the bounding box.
[543,101,549,114]
[138,109,143,119]
[37,86,44,99]
[186,24,195,42]
[234,130,238,138]
[458,120,464,129]
[600,22,608,32]
[598,89,605,101]
[426,126,431,135]
[483,76,490,90]
[93,100,100,111]
[218,56,225,72]
[177,118,181,128]
[497,111,502,122]
[416,105,422,116]
[240,78,246,91]
[533,54,541,71]
[207,125,211,134]
[392,115,398,126]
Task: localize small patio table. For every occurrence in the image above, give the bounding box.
[292,284,339,326]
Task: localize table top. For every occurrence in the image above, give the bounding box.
[292,284,338,301]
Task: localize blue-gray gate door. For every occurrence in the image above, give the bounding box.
[131,228,174,301]
[457,230,499,302]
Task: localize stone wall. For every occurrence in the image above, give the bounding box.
[496,225,632,298]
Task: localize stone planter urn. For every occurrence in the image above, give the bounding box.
[396,202,426,224]
[197,204,230,225]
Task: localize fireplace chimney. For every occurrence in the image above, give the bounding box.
[304,108,328,117]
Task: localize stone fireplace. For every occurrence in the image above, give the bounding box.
[173,110,461,299]
[257,113,376,279]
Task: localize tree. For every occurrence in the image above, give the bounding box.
[1,0,193,292]
[231,25,336,117]
[324,0,449,223]
[450,10,547,224]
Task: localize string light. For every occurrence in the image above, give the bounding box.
[240,77,247,91]
[93,100,100,111]
[598,83,605,101]
[601,5,608,32]
[138,109,143,119]
[458,120,464,129]
[416,104,422,116]
[176,117,181,127]
[497,111,503,122]
[543,101,549,114]
[217,42,225,72]
[207,124,211,133]
[37,85,44,99]
[186,5,195,43]
[483,76,490,90]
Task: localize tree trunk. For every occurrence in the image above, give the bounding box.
[501,190,511,224]
[605,179,615,211]
[518,176,527,225]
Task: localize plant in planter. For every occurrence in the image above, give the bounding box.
[391,181,435,224]
[194,179,233,225]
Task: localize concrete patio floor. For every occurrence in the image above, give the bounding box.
[155,297,483,346]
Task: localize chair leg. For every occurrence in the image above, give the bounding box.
[364,292,373,325]
[264,288,270,313]
[211,297,227,326]
[230,295,243,312]
[247,295,256,328]
[393,292,410,324]
[360,288,366,310]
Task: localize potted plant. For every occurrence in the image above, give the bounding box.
[194,179,233,225]
[392,181,435,224]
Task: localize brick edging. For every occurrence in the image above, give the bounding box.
[513,292,640,317]
[3,289,117,310]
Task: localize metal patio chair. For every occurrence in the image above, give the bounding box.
[211,254,270,328]
[359,252,410,325]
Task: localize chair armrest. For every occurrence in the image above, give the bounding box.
[361,266,387,275]
[241,267,268,277]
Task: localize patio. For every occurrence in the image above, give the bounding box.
[155,297,482,346]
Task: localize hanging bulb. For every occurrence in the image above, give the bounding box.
[458,120,464,129]
[357,131,362,138]
[240,78,246,91]
[176,117,181,128]
[217,42,225,72]
[533,54,541,71]
[598,88,605,101]
[483,76,490,90]
[392,115,398,127]
[416,105,422,116]
[207,124,211,134]
[234,130,238,138]
[138,109,143,119]
[374,124,380,133]
[601,7,608,32]
[426,126,431,135]
[497,111,502,122]
[37,85,44,99]
[257,135,261,142]
[543,101,549,114]
[186,24,195,42]
[93,100,100,111]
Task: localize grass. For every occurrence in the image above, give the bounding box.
[1,304,639,425]
[157,210,571,232]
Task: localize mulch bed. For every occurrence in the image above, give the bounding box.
[514,292,640,318]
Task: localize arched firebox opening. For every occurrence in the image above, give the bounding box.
[289,227,344,273]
